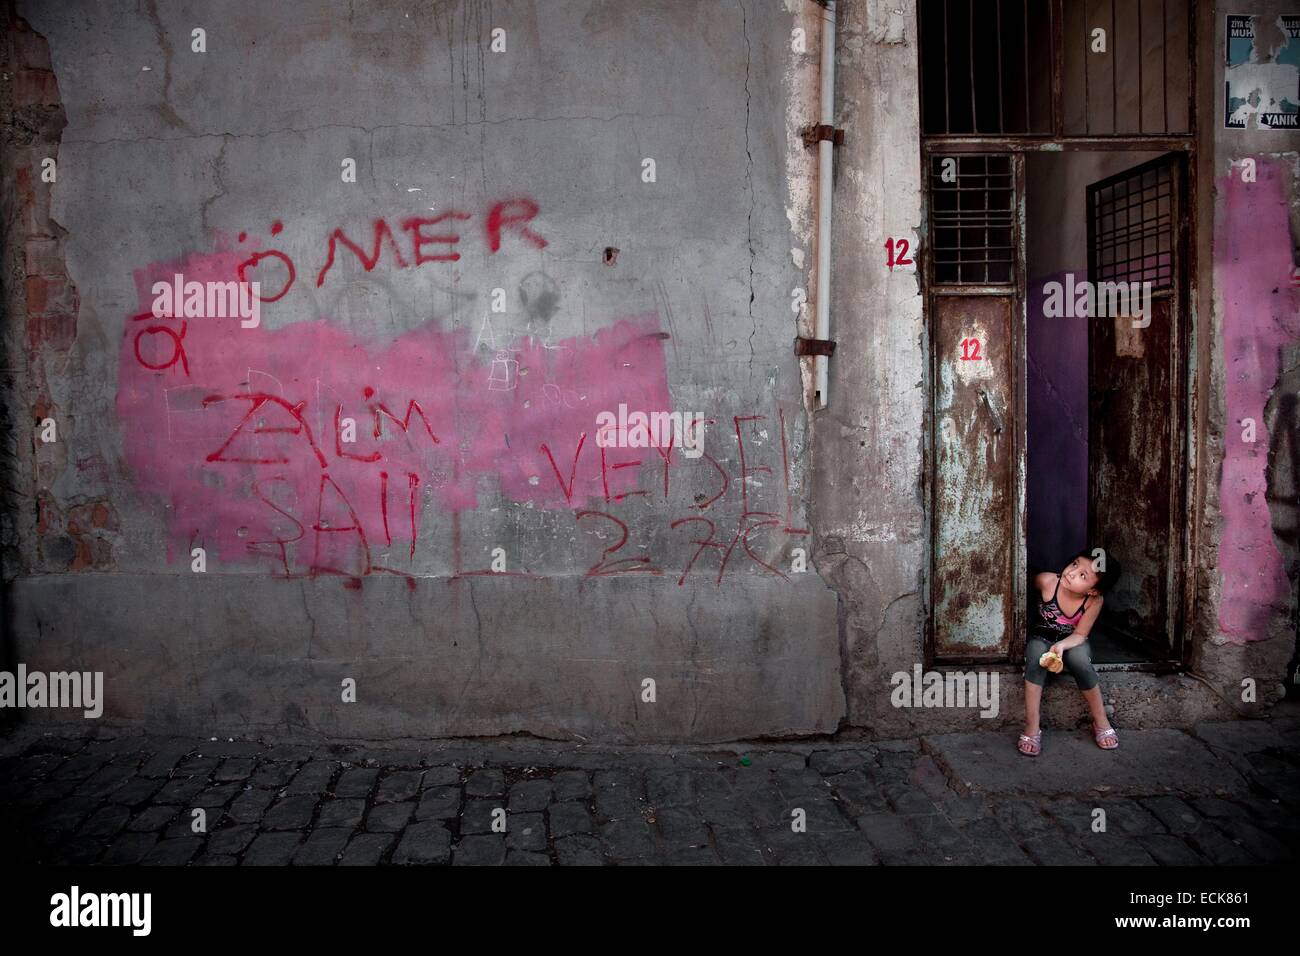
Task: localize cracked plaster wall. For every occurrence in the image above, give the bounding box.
[0,0,844,742]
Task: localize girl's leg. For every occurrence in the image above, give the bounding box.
[1063,644,1117,748]
[1023,680,1043,735]
[1081,686,1109,728]
[1082,686,1118,748]
[1020,637,1050,753]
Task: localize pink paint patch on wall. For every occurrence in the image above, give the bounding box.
[1215,158,1300,642]
[116,248,671,578]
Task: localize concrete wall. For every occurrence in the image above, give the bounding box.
[813,0,929,735]
[1,0,843,741]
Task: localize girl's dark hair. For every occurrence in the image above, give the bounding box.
[1077,548,1122,594]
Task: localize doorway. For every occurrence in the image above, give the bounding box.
[918,0,1200,667]
[1025,151,1189,664]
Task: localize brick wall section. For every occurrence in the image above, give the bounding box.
[2,15,113,574]
[6,17,77,350]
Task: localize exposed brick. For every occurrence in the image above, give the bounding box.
[17,163,54,236]
[13,30,53,71]
[67,501,118,535]
[14,70,60,107]
[24,238,61,277]
[26,316,76,353]
[25,275,77,316]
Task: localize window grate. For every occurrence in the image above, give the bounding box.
[920,0,1193,138]
[1089,162,1174,289]
[920,0,1053,135]
[929,155,1017,285]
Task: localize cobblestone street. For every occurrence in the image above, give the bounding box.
[3,717,1297,866]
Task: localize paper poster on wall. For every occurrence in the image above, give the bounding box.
[1225,14,1300,129]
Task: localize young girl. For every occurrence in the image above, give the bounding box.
[1017,550,1122,756]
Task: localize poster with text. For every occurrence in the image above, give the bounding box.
[1226,14,1300,129]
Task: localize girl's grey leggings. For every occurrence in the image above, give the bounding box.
[1024,636,1099,691]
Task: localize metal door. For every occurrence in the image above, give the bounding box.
[1085,152,1187,652]
[928,153,1026,661]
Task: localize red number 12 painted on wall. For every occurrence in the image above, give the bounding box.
[960,338,982,361]
[885,237,913,271]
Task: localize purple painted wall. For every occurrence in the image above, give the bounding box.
[1215,158,1300,643]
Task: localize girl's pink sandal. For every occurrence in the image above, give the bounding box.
[1094,725,1119,750]
[1017,732,1042,757]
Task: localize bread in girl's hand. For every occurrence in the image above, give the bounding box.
[1039,650,1065,674]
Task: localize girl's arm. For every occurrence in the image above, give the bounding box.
[1051,597,1104,653]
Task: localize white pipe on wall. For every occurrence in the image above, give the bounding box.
[814,0,836,408]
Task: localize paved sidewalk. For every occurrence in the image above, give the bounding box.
[2,718,1297,866]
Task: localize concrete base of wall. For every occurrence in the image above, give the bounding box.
[5,573,845,743]
[823,667,1239,740]
[9,564,1251,742]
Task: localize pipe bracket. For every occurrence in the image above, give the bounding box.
[801,124,845,148]
[795,337,836,357]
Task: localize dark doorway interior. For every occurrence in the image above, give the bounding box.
[1024,150,1181,664]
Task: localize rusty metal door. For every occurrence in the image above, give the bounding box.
[932,296,1021,658]
[927,153,1025,661]
[1086,153,1187,652]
